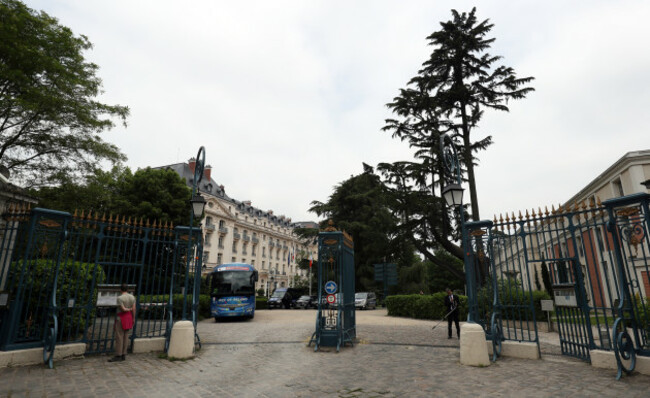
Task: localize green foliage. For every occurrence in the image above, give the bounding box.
[476,278,551,322]
[33,166,192,227]
[310,164,415,292]
[541,262,553,297]
[425,251,465,293]
[379,8,534,275]
[386,293,468,320]
[0,0,129,186]
[9,259,105,341]
[139,294,210,320]
[256,288,265,296]
[534,267,542,291]
[255,296,268,310]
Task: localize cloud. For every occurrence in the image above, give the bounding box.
[27,0,650,223]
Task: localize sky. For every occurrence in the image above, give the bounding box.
[26,0,650,223]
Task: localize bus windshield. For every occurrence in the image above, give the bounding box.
[210,271,255,296]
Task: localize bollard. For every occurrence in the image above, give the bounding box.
[167,321,194,359]
[459,323,490,367]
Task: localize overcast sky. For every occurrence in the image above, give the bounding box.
[27,0,650,223]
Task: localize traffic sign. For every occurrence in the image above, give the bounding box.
[326,294,336,304]
[324,280,338,294]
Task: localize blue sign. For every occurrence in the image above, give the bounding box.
[324,280,337,294]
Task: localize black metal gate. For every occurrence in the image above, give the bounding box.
[0,206,202,365]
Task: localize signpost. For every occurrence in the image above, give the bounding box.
[540,299,554,332]
[325,281,337,295]
[374,263,397,303]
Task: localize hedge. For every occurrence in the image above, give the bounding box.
[139,294,210,320]
[8,259,106,341]
[386,293,468,320]
[477,279,551,322]
[386,290,552,323]
[256,297,268,310]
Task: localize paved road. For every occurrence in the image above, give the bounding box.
[1,309,649,397]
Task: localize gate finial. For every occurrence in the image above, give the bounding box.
[324,219,337,232]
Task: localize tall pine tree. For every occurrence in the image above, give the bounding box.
[381,8,534,276]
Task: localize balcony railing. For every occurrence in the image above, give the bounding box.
[282,245,288,250]
[243,234,251,242]
[218,244,224,249]
[232,248,238,253]
[242,250,248,255]
[252,237,259,244]
[205,224,216,231]
[219,227,228,234]
[269,241,275,247]
[233,232,241,240]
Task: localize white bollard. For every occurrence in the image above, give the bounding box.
[167,320,195,359]
[459,322,490,367]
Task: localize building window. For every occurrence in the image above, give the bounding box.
[232,257,236,262]
[217,253,222,265]
[219,219,225,228]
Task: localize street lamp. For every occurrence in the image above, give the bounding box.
[182,146,206,321]
[442,183,464,208]
[190,192,206,218]
[439,134,477,323]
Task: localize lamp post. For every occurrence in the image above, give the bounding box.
[183,146,207,321]
[439,134,477,323]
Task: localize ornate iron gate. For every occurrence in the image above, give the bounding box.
[0,205,202,366]
[480,193,650,378]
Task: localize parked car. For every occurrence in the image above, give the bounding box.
[295,295,317,309]
[355,292,377,310]
[268,288,302,309]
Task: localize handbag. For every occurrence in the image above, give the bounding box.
[118,311,134,330]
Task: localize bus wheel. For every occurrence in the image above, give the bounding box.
[214,317,219,322]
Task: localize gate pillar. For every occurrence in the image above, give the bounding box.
[309,222,355,352]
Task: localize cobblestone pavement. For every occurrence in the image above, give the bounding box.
[1,309,649,397]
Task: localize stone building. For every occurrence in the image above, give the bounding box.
[157,159,318,295]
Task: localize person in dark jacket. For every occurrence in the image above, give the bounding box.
[444,288,460,339]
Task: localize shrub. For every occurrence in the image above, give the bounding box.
[256,297,268,310]
[139,293,210,320]
[476,278,551,323]
[386,293,468,320]
[7,259,106,342]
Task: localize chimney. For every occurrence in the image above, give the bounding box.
[188,157,196,174]
[204,165,212,181]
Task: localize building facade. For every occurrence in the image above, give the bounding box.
[158,159,318,295]
[491,150,650,304]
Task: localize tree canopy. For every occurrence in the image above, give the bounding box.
[0,0,129,186]
[34,166,192,227]
[309,163,415,292]
[380,8,534,275]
